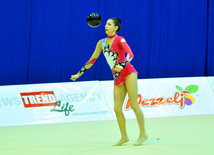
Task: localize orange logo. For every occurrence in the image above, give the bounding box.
[125,85,198,110]
[20,91,57,108]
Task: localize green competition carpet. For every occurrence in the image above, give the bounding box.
[0,114,214,155]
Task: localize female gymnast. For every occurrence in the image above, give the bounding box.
[71,18,147,146]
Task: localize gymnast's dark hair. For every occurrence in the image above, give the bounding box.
[110,17,122,33]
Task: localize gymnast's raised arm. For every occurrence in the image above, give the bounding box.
[70,40,102,81]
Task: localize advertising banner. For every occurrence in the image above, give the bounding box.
[101,77,214,119]
[207,77,214,93]
[0,81,113,126]
[1,77,214,127]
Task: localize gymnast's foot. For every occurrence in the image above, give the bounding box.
[113,137,129,146]
[133,135,148,146]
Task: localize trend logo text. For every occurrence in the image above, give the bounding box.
[20,91,57,108]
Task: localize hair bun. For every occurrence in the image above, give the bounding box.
[117,18,122,24]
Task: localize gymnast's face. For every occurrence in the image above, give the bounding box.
[105,19,118,36]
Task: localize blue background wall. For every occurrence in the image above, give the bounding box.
[0,0,213,86]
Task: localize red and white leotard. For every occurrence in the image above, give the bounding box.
[101,35,138,86]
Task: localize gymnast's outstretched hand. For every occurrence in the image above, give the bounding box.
[70,74,80,81]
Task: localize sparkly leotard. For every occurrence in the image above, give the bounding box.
[101,35,138,86]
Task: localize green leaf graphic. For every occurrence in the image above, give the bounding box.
[176,86,183,91]
[185,85,198,93]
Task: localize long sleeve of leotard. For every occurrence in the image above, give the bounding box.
[79,58,97,74]
[119,37,134,62]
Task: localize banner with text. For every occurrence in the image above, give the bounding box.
[1,77,214,126]
[0,81,113,126]
[101,77,214,119]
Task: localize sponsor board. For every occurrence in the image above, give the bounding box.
[124,77,214,118]
[0,81,113,126]
[0,77,214,127]
[101,77,214,119]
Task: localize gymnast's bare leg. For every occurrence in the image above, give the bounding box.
[113,82,129,146]
[125,73,147,146]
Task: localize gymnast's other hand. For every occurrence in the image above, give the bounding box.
[70,74,80,81]
[113,65,123,72]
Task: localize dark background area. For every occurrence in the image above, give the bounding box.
[0,0,213,86]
